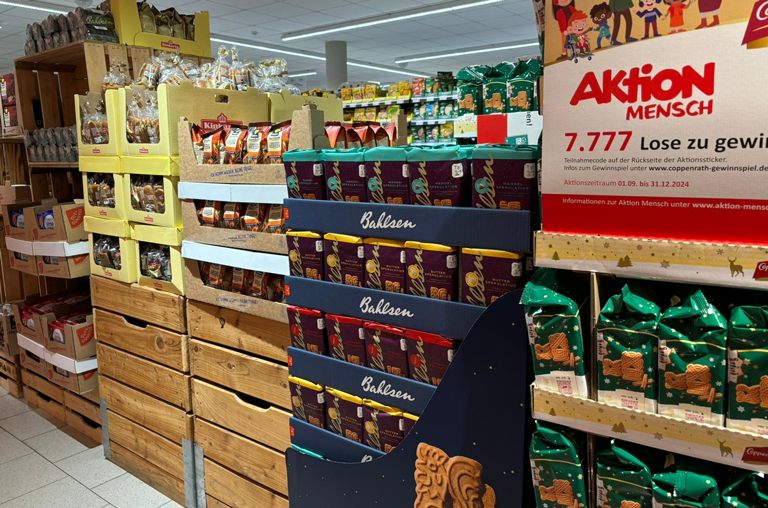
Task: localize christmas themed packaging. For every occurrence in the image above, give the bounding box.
[283,149,326,200]
[596,440,655,508]
[404,241,458,301]
[530,422,588,508]
[721,471,768,508]
[727,306,768,434]
[404,329,456,386]
[364,321,408,378]
[289,376,326,429]
[288,305,326,356]
[460,248,525,306]
[364,146,412,204]
[364,238,406,293]
[325,387,364,444]
[651,471,720,508]
[406,146,470,207]
[469,145,538,210]
[286,231,324,280]
[323,149,368,203]
[324,233,365,287]
[363,399,404,453]
[326,313,367,367]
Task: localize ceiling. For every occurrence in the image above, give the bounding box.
[0,0,538,90]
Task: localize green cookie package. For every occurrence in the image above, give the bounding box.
[658,291,727,426]
[530,422,587,508]
[522,268,588,397]
[596,285,660,413]
[508,58,541,113]
[722,471,768,508]
[651,471,720,508]
[596,440,659,508]
[727,306,768,434]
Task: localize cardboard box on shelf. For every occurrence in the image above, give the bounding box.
[83,172,129,220]
[132,223,184,295]
[0,185,31,206]
[36,254,90,279]
[6,238,36,275]
[3,202,39,241]
[0,309,19,358]
[11,293,92,346]
[269,91,343,127]
[31,201,87,243]
[124,174,182,228]
[76,90,121,157]
[85,217,138,283]
[45,313,95,361]
[20,349,47,377]
[47,365,98,395]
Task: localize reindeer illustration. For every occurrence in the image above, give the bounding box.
[728,257,744,278]
[717,439,733,458]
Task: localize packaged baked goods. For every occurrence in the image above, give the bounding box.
[325,122,346,149]
[325,388,364,443]
[289,376,325,429]
[190,124,205,164]
[86,173,116,208]
[470,145,538,210]
[288,306,326,355]
[229,267,252,294]
[102,57,129,91]
[364,322,408,378]
[266,121,291,164]
[457,66,486,116]
[404,329,455,386]
[93,235,121,269]
[324,149,367,202]
[37,209,54,230]
[727,306,768,433]
[364,146,412,204]
[324,233,364,287]
[326,314,366,366]
[130,175,166,214]
[125,87,160,144]
[460,248,525,306]
[363,400,404,452]
[80,98,109,145]
[286,231,324,280]
[140,244,172,281]
[482,65,507,114]
[658,290,727,426]
[405,241,458,301]
[205,263,232,290]
[199,200,222,226]
[407,146,469,207]
[137,1,156,33]
[596,440,657,508]
[264,204,284,234]
[364,238,405,293]
[221,126,247,164]
[240,203,266,231]
[201,128,224,164]
[530,422,588,508]
[243,123,271,164]
[596,285,660,413]
[221,202,242,229]
[522,268,589,398]
[508,58,541,113]
[722,471,768,507]
[652,471,720,507]
[283,149,325,200]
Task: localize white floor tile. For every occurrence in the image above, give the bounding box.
[92,474,171,508]
[0,385,8,397]
[0,477,109,508]
[0,429,34,465]
[0,409,64,441]
[159,502,184,507]
[24,428,91,463]
[0,395,29,421]
[0,453,67,503]
[55,446,125,489]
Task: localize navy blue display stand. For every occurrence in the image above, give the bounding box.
[286,290,531,507]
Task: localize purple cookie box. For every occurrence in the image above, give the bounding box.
[363,406,404,452]
[403,416,417,437]
[286,160,326,200]
[326,159,367,202]
[288,235,324,280]
[325,389,364,443]
[364,323,409,378]
[405,333,455,387]
[288,306,327,356]
[460,251,524,306]
[326,314,367,367]
[409,159,469,207]
[366,159,411,204]
[290,382,326,429]
[324,238,365,287]
[364,243,406,293]
[471,158,535,210]
[405,246,458,301]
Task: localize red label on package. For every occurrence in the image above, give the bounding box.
[144,216,154,223]
[139,148,149,154]
[92,148,101,154]
[201,113,241,131]
[76,325,94,346]
[754,261,768,281]
[743,447,768,464]
[161,40,180,50]
[743,1,768,46]
[83,370,97,380]
[287,355,293,367]
[283,207,290,220]
[285,285,291,297]
[65,206,84,229]
[99,210,107,216]
[73,254,88,265]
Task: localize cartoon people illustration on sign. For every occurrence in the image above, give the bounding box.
[610,0,638,45]
[635,0,663,38]
[696,0,722,28]
[590,3,613,48]
[565,10,594,61]
[553,0,579,60]
[663,0,697,34]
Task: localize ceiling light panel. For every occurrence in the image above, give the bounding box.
[0,1,67,14]
[396,41,540,63]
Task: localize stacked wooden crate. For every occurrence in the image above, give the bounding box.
[91,276,190,505]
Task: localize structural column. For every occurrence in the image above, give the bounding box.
[325,41,348,91]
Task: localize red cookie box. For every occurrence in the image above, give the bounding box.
[326,314,367,367]
[364,322,408,378]
[288,306,327,356]
[12,292,91,345]
[404,329,456,386]
[45,312,95,360]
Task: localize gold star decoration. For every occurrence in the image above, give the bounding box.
[654,432,663,440]
[744,358,752,366]
[661,260,671,269]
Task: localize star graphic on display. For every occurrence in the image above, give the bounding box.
[604,242,610,248]
[568,473,572,478]
[637,245,643,250]
[716,381,722,387]
[648,367,653,372]
[573,325,579,331]
[572,345,578,351]
[630,415,636,420]
[654,433,663,440]
[744,358,752,366]
[548,244,553,248]
[605,379,611,385]
[607,486,614,491]
[722,360,727,366]
[543,504,549,508]
[667,392,673,398]
[661,260,671,268]
[709,357,715,363]
[578,474,583,480]
[739,406,746,413]
[717,249,724,255]
[707,430,714,436]
[539,363,545,368]
[577,493,582,499]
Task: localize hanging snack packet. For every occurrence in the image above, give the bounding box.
[727,306,768,433]
[722,471,768,507]
[199,200,222,226]
[530,422,588,508]
[596,440,655,508]
[658,290,727,426]
[266,121,291,164]
[521,268,588,397]
[202,128,224,164]
[596,285,660,413]
[240,203,266,232]
[243,123,271,164]
[652,471,720,508]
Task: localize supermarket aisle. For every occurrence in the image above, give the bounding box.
[0,387,182,508]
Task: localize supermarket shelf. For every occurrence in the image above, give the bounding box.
[532,384,768,473]
[288,347,435,415]
[409,118,455,126]
[18,333,97,374]
[410,141,456,146]
[285,276,482,339]
[290,417,385,463]
[28,162,79,172]
[182,240,290,276]
[535,231,768,290]
[0,135,23,145]
[343,93,457,109]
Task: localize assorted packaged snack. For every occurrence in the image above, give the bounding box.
[24,126,78,163]
[188,121,291,164]
[92,235,122,270]
[136,2,196,40]
[86,173,116,208]
[24,5,118,55]
[139,243,172,282]
[130,175,166,214]
[198,262,285,303]
[728,306,768,434]
[79,97,110,145]
[125,87,160,144]
[456,58,543,115]
[530,422,588,508]
[194,201,284,234]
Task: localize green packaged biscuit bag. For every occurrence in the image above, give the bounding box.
[482,66,507,114]
[508,58,541,113]
[658,291,727,426]
[651,471,719,508]
[522,268,588,397]
[722,471,768,508]
[457,65,488,116]
[727,306,768,434]
[530,422,587,508]
[596,440,655,508]
[596,285,660,413]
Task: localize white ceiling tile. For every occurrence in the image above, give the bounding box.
[285,0,351,10]
[483,15,532,29]
[288,12,345,27]
[183,0,241,16]
[256,2,314,18]
[323,4,382,20]
[4,8,47,20]
[218,10,278,25]
[209,18,249,32]
[384,20,433,34]
[213,0,275,9]
[501,0,536,15]
[458,6,514,22]
[416,14,469,28]
[356,0,420,10]
[229,26,280,39]
[261,19,313,32]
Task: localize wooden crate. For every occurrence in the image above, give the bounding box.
[63,390,100,423]
[192,379,290,452]
[0,353,22,398]
[100,376,192,444]
[206,496,233,508]
[21,368,65,403]
[195,418,287,496]
[107,410,184,480]
[189,339,290,410]
[91,276,186,333]
[65,409,102,444]
[204,458,288,508]
[24,385,65,421]
[97,343,191,410]
[108,441,186,506]
[94,308,189,372]
[187,301,289,363]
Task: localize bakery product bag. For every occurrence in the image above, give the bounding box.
[651,471,719,508]
[658,291,727,426]
[727,306,768,434]
[522,268,588,397]
[530,421,587,508]
[721,471,768,508]
[596,440,655,508]
[596,285,660,413]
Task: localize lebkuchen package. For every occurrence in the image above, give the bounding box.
[522,268,588,397]
[651,470,720,508]
[722,471,768,508]
[727,306,768,434]
[596,285,660,413]
[596,440,661,508]
[658,290,727,426]
[529,422,587,508]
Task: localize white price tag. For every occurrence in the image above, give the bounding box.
[511,262,522,277]
[317,318,326,330]
[357,406,363,418]
[400,250,406,264]
[358,246,365,258]
[451,163,464,178]
[402,164,410,178]
[316,240,323,252]
[359,164,366,177]
[317,392,325,404]
[313,163,323,176]
[358,327,365,340]
[400,338,407,351]
[524,163,536,179]
[446,255,457,269]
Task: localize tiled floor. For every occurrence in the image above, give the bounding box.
[0,385,183,508]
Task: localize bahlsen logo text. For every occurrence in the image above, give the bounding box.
[570,63,715,121]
